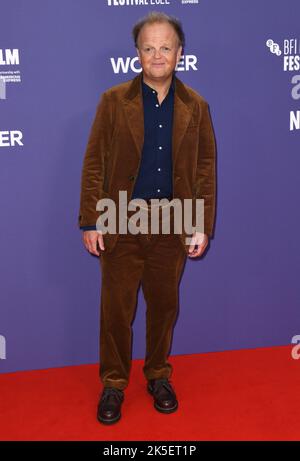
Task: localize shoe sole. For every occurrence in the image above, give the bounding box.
[97,412,121,425]
[147,386,178,413]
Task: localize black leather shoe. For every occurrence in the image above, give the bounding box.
[97,387,124,424]
[147,378,178,413]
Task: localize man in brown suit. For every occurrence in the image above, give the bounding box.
[78,11,216,425]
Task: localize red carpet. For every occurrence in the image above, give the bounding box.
[0,345,299,441]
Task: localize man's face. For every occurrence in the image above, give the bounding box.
[136,22,182,81]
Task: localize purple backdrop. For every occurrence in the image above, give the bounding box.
[1,0,300,373]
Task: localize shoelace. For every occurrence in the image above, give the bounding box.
[101,387,123,403]
[152,378,174,395]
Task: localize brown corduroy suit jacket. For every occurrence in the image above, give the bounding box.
[78,71,216,255]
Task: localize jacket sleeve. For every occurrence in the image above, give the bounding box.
[194,101,216,237]
[78,91,112,229]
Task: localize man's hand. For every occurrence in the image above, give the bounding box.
[188,232,209,258]
[83,230,105,256]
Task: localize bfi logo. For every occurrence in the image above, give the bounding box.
[0,335,6,360]
[110,54,198,74]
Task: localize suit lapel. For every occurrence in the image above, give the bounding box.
[122,71,194,166]
[122,72,144,162]
[172,78,194,164]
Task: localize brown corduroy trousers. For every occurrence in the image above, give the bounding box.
[98,204,187,391]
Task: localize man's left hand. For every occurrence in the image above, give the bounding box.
[188,232,209,258]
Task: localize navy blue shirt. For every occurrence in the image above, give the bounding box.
[81,72,175,231]
[131,72,174,200]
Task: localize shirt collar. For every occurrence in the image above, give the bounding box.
[141,72,175,96]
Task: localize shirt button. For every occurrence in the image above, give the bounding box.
[159,124,163,128]
[158,146,162,150]
[152,90,156,94]
[157,189,160,192]
[155,103,159,107]
[157,168,161,171]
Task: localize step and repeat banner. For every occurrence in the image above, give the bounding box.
[1,0,300,373]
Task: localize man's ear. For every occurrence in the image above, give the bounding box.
[176,45,183,64]
[136,47,141,61]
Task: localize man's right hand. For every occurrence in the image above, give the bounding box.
[83,230,105,256]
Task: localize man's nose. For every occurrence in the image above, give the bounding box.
[153,49,162,58]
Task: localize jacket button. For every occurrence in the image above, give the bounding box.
[128,175,135,181]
